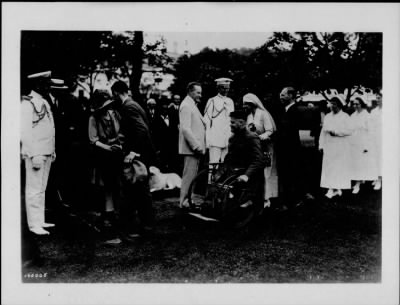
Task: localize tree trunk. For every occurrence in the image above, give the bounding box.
[130,31,144,106]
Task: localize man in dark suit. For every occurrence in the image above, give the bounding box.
[144,98,158,152]
[276,87,310,209]
[150,98,178,173]
[168,94,181,130]
[146,98,157,125]
[111,81,157,237]
[167,95,182,174]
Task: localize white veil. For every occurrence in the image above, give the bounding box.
[243,93,277,132]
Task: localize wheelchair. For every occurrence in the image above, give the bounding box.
[187,163,262,229]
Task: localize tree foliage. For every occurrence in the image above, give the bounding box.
[21,31,171,100]
[170,32,382,106]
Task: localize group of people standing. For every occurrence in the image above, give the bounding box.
[178,80,383,212]
[319,94,382,198]
[21,72,157,245]
[20,70,382,246]
[178,80,304,212]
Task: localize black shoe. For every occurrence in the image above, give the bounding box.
[240,200,253,208]
[275,204,289,212]
[121,231,141,242]
[102,211,118,227]
[137,225,154,238]
[304,193,316,201]
[294,200,305,208]
[190,205,202,212]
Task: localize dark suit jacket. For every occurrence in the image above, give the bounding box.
[117,97,157,167]
[167,105,180,151]
[224,128,266,179]
[168,105,180,131]
[151,112,175,153]
[275,102,304,199]
[276,103,301,156]
[224,128,266,207]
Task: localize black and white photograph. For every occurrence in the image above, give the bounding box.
[2,2,399,305]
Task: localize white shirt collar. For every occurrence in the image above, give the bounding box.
[30,90,44,99]
[121,95,131,105]
[285,101,295,112]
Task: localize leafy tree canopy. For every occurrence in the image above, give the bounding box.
[170,32,382,106]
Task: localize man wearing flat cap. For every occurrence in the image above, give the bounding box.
[21,71,56,235]
[204,78,235,165]
[224,110,266,211]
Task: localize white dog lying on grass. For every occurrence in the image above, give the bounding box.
[149,166,182,193]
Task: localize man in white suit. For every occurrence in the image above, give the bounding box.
[178,82,206,208]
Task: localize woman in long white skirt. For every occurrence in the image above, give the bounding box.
[369,93,382,190]
[242,93,278,207]
[348,96,378,194]
[319,96,352,198]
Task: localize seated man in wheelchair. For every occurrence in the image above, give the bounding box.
[188,109,268,226]
[223,109,267,211]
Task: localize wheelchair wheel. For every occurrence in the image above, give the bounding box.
[187,164,261,229]
[217,178,257,229]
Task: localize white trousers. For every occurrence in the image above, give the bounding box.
[25,156,52,229]
[209,146,228,164]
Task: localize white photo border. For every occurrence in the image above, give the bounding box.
[2,2,399,305]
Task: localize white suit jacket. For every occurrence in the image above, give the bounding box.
[178,95,206,155]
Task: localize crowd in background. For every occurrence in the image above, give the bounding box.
[20,70,382,250]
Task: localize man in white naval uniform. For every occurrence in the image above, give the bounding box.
[204,78,234,164]
[21,71,56,235]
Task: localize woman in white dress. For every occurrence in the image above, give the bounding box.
[349,96,378,194]
[319,96,352,198]
[242,93,278,207]
[369,93,382,190]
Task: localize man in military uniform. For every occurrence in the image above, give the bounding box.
[21,71,56,235]
[204,78,235,164]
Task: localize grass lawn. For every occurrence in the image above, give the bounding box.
[22,184,381,283]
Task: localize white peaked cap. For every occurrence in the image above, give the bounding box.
[27,71,52,79]
[215,77,233,85]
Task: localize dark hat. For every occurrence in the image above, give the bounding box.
[92,89,113,112]
[229,110,248,120]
